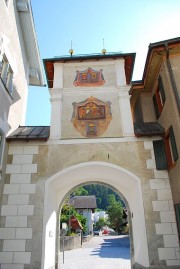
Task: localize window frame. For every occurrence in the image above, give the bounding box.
[153,139,167,170]
[0,54,14,97]
[153,76,166,118]
[153,126,178,170]
[174,203,180,240]
[165,126,178,169]
[4,0,9,6]
[0,129,5,170]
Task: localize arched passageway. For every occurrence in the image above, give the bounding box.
[41,161,149,269]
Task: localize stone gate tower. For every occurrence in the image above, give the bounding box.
[1,51,180,269]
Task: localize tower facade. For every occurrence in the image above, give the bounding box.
[0,41,180,269]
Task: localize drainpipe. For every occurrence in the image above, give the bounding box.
[164,42,180,113]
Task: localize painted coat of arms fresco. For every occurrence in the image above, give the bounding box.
[71,96,112,137]
[74,67,105,87]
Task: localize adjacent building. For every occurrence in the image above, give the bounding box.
[0,0,44,176]
[0,0,44,267]
[130,37,180,239]
[71,195,97,235]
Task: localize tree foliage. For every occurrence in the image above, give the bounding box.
[107,194,124,233]
[73,186,88,196]
[94,217,109,230]
[74,184,124,210]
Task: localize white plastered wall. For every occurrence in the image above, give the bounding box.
[50,59,134,140]
[42,161,149,269]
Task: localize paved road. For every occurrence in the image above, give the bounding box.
[59,235,131,269]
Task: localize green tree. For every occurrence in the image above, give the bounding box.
[60,203,73,224]
[73,186,88,196]
[94,217,109,230]
[75,213,87,233]
[107,194,124,234]
[83,184,125,210]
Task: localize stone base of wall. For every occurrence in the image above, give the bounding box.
[82,234,93,243]
[60,234,82,251]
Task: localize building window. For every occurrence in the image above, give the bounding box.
[153,76,166,118]
[0,130,5,168]
[153,126,178,170]
[165,126,178,169]
[153,139,167,170]
[0,54,14,96]
[175,204,180,239]
[78,210,83,215]
[4,0,9,5]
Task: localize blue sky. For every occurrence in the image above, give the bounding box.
[26,0,180,126]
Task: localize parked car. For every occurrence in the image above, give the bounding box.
[102,229,109,235]
[93,229,102,236]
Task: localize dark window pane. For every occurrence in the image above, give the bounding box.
[169,126,178,161]
[158,76,166,103]
[175,204,180,238]
[0,131,4,164]
[153,140,167,170]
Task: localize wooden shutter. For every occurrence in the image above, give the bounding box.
[169,126,178,161]
[153,140,167,170]
[175,204,180,238]
[158,76,166,103]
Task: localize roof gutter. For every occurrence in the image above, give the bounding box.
[164,42,180,113]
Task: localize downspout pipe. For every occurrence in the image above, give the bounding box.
[165,42,180,113]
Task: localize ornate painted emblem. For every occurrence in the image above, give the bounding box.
[74,67,105,87]
[71,96,112,137]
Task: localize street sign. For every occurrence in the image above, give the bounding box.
[60,228,67,237]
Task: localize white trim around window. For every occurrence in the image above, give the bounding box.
[4,0,9,6]
[0,129,5,170]
[0,54,14,97]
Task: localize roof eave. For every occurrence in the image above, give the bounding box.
[43,52,136,88]
[43,52,136,62]
[17,0,45,86]
[6,126,50,141]
[130,37,180,95]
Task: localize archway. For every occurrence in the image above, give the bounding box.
[41,161,149,269]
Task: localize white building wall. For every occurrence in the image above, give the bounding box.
[82,209,93,235]
[0,0,29,133]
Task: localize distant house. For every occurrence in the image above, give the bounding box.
[71,196,97,235]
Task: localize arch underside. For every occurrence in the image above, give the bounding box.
[42,161,149,269]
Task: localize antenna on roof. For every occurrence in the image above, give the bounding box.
[102,38,106,55]
[69,40,74,56]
